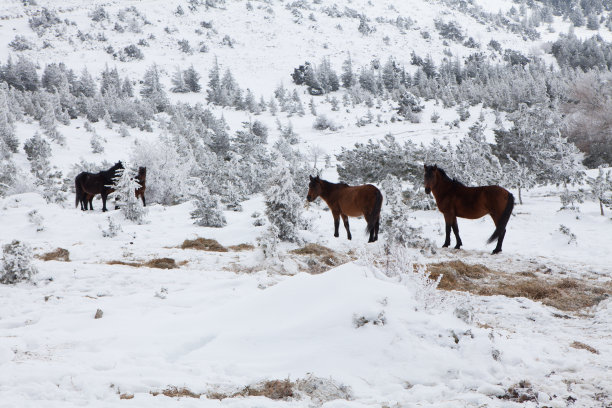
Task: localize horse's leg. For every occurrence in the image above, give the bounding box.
[374,218,380,242]
[141,193,146,207]
[341,214,352,241]
[88,194,94,211]
[442,213,453,247]
[452,219,462,249]
[101,192,108,212]
[332,211,340,238]
[492,229,506,254]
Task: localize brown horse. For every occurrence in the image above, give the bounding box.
[75,161,123,212]
[423,164,514,254]
[134,167,146,206]
[80,166,147,210]
[307,175,383,243]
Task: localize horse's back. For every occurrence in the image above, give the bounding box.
[455,184,510,219]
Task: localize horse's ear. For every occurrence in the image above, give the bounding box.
[424,164,427,170]
[433,164,437,170]
[309,175,314,181]
[315,175,320,181]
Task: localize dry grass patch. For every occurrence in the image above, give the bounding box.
[106,257,180,269]
[37,248,70,262]
[144,257,177,269]
[151,386,201,399]
[119,393,134,400]
[425,260,611,312]
[238,379,295,400]
[290,243,353,274]
[181,238,227,252]
[570,341,599,354]
[228,243,255,251]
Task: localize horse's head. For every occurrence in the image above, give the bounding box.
[424,164,438,195]
[307,175,322,202]
[138,167,146,181]
[113,161,124,171]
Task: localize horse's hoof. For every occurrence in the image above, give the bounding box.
[334,233,339,238]
[442,243,450,248]
[454,246,462,250]
[492,249,502,255]
[347,236,352,240]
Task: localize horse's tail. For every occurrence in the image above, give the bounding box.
[365,187,383,236]
[487,191,514,244]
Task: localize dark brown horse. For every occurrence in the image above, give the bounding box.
[82,166,147,209]
[134,166,146,206]
[423,164,514,254]
[307,176,383,243]
[75,161,123,212]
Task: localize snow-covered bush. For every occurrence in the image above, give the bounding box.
[380,175,435,253]
[112,165,148,224]
[587,167,612,216]
[265,161,303,243]
[1,240,37,284]
[190,182,226,227]
[9,35,34,51]
[101,217,122,238]
[313,114,338,131]
[28,210,44,232]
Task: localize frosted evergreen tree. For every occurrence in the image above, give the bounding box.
[587,166,612,215]
[341,53,355,88]
[265,160,303,242]
[171,66,189,93]
[112,165,148,224]
[40,98,65,145]
[0,84,18,153]
[90,132,104,153]
[453,121,502,186]
[502,156,536,205]
[23,132,51,180]
[103,110,113,129]
[1,240,37,284]
[184,65,201,92]
[380,174,435,253]
[268,96,278,115]
[140,64,168,112]
[541,134,585,188]
[258,223,280,261]
[75,68,96,97]
[206,57,222,104]
[190,181,226,227]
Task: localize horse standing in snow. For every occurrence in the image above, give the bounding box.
[423,164,514,254]
[134,167,147,207]
[306,175,383,243]
[74,161,124,212]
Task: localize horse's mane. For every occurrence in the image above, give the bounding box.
[437,167,465,187]
[320,179,349,188]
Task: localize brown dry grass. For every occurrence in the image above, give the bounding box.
[144,258,177,269]
[570,341,599,354]
[425,260,612,312]
[107,258,179,269]
[119,393,134,400]
[37,248,70,262]
[290,243,352,274]
[151,386,201,399]
[181,238,228,252]
[228,243,255,251]
[206,380,295,401]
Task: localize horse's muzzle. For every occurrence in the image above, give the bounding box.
[306,195,313,202]
[425,187,431,195]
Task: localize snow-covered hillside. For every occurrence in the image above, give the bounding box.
[1,0,612,407]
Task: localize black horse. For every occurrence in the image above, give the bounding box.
[75,161,123,212]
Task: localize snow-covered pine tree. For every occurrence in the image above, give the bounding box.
[112,164,148,224]
[23,132,51,180]
[0,84,18,153]
[1,240,37,284]
[502,155,536,205]
[190,181,226,227]
[265,160,303,242]
[40,97,65,145]
[140,64,169,112]
[453,121,502,186]
[380,174,435,253]
[90,132,104,153]
[587,166,612,215]
[171,66,189,93]
[183,65,201,92]
[341,53,355,88]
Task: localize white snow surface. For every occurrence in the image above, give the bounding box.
[1,0,612,407]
